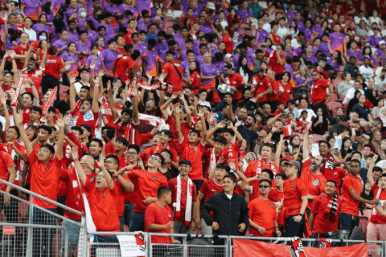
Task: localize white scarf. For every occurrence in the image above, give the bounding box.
[373,187,383,215]
[174,175,193,226]
[208,148,217,176]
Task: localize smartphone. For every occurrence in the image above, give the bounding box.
[113,78,118,84]
[318,116,323,122]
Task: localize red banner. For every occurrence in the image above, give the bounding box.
[233,239,369,257]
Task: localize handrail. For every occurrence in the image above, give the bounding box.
[0,178,84,216]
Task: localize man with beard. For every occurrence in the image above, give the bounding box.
[302,125,327,217]
[236,89,258,116]
[237,115,258,153]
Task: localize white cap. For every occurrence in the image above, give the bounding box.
[380,40,386,45]
[198,101,211,110]
[225,53,233,59]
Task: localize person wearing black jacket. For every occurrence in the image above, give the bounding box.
[201,174,249,237]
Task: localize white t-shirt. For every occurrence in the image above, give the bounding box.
[358,65,374,82]
[23,28,37,42]
[74,81,90,94]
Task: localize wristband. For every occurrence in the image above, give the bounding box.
[95,84,100,87]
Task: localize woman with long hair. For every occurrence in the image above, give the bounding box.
[236,55,251,85]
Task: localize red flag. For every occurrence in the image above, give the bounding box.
[319,238,331,248]
[292,237,307,257]
[283,125,292,137]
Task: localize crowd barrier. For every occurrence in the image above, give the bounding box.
[0,178,384,257]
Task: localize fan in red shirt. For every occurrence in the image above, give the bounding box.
[253,71,272,103]
[265,70,279,109]
[113,44,136,83]
[310,71,333,107]
[126,153,168,232]
[224,64,244,100]
[244,143,280,178]
[202,136,227,180]
[277,72,293,106]
[159,51,183,93]
[69,74,100,137]
[22,43,48,94]
[197,163,228,235]
[365,156,386,241]
[168,160,198,233]
[145,186,180,244]
[278,160,308,237]
[309,180,342,236]
[318,140,345,188]
[268,45,285,76]
[340,159,377,236]
[248,179,281,237]
[12,32,30,70]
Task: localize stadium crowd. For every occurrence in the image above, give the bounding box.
[1,0,386,255]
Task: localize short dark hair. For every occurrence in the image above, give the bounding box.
[318,140,331,149]
[189,128,201,137]
[223,174,237,183]
[262,169,274,180]
[350,159,361,165]
[161,130,173,140]
[259,179,272,186]
[153,152,165,165]
[31,106,42,115]
[127,144,140,153]
[214,136,227,145]
[38,125,52,135]
[179,159,192,167]
[9,126,20,139]
[40,144,55,154]
[90,138,103,148]
[106,154,120,166]
[116,137,128,147]
[160,149,173,161]
[216,163,230,173]
[157,186,171,198]
[326,180,337,187]
[275,173,287,180]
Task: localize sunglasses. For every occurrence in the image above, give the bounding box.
[259,185,270,188]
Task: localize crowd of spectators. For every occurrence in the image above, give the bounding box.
[1,0,386,255]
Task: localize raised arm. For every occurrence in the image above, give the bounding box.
[55,118,65,160]
[23,46,33,70]
[367,155,378,187]
[13,108,33,155]
[69,75,77,112]
[98,158,114,190]
[71,148,87,186]
[130,82,140,124]
[40,43,49,69]
[1,97,10,131]
[179,92,192,126]
[160,92,178,120]
[9,51,19,83]
[0,51,9,81]
[303,123,311,160]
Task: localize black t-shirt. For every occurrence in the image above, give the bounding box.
[351,104,370,121]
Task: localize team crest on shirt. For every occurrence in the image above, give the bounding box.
[270,204,274,208]
[291,183,295,188]
[153,177,158,181]
[84,110,94,121]
[313,179,319,186]
[25,109,30,113]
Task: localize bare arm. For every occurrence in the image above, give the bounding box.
[299,195,308,215]
[13,108,33,155]
[55,118,65,160]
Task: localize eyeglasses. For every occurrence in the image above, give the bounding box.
[126,152,138,155]
[38,148,50,153]
[259,185,270,188]
[105,160,118,164]
[150,156,161,162]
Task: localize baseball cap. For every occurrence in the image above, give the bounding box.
[284,160,301,170]
[198,101,211,110]
[380,40,386,45]
[225,53,233,59]
[261,43,267,47]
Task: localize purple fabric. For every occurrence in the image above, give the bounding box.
[197,0,208,10]
[237,9,250,22]
[99,49,119,72]
[61,51,79,72]
[199,25,213,34]
[196,55,205,66]
[375,49,386,58]
[66,5,82,19]
[68,30,79,43]
[77,18,87,31]
[328,32,345,49]
[306,55,318,64]
[86,55,103,72]
[53,39,70,58]
[327,58,340,71]
[41,12,55,23]
[311,25,323,37]
[103,4,119,15]
[200,63,217,85]
[347,48,364,61]
[256,29,268,43]
[101,24,115,42]
[287,11,296,23]
[87,16,100,32]
[368,35,382,48]
[181,60,191,78]
[319,42,330,57]
[31,23,50,36]
[136,0,151,13]
[155,40,168,62]
[296,21,305,33]
[22,0,40,16]
[284,64,294,78]
[303,28,312,41]
[142,48,159,72]
[76,40,92,53]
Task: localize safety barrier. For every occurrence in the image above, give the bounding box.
[0,179,86,257]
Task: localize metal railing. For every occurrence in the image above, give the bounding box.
[0,179,86,257]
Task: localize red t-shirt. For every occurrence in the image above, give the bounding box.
[283,177,308,217]
[145,202,173,243]
[84,178,120,232]
[71,109,99,137]
[266,79,279,102]
[268,51,285,75]
[113,174,132,216]
[180,139,206,180]
[13,45,29,69]
[198,179,223,202]
[202,148,221,180]
[254,75,271,102]
[168,178,197,222]
[269,187,284,204]
[311,193,342,234]
[139,144,179,165]
[59,169,84,221]
[369,184,386,224]
[45,55,65,80]
[248,197,277,237]
[244,159,280,178]
[28,153,61,209]
[0,152,14,191]
[341,173,363,216]
[226,72,244,100]
[311,78,329,104]
[23,67,45,93]
[162,61,183,92]
[278,81,293,106]
[0,142,25,186]
[221,143,241,169]
[126,169,168,213]
[113,55,134,83]
[301,159,327,209]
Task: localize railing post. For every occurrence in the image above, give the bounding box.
[182,235,187,256]
[147,232,152,256]
[25,195,34,257]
